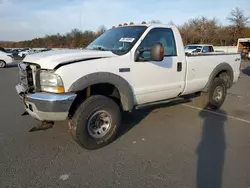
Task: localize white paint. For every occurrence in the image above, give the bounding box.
[0,51,15,65]
[133,141,136,144]
[181,104,250,124]
[129,25,187,105]
[119,38,135,43]
[183,53,241,95]
[142,138,145,141]
[60,174,70,180]
[24,49,117,70]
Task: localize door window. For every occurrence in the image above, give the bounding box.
[202,46,210,52]
[138,28,177,59]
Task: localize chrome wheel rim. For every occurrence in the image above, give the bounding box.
[213,86,224,102]
[87,110,112,139]
[0,61,5,68]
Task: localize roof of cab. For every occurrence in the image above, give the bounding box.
[115,24,151,27]
[110,23,176,30]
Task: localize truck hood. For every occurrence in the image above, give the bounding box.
[23,49,117,69]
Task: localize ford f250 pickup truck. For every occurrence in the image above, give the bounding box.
[15,23,241,150]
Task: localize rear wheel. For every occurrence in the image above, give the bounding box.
[0,60,6,68]
[200,77,227,110]
[69,95,121,150]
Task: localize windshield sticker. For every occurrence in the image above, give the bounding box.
[119,38,135,43]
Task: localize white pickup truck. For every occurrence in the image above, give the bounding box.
[16,23,241,150]
[184,44,215,55]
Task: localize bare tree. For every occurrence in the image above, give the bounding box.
[96,25,107,37]
[227,7,249,44]
[168,20,175,25]
[179,17,219,44]
[149,20,162,24]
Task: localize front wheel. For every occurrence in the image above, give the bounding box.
[200,77,227,110]
[69,95,121,150]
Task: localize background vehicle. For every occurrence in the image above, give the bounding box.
[0,47,8,53]
[0,51,14,68]
[10,49,21,57]
[16,23,241,150]
[184,44,215,55]
[39,48,52,52]
[18,48,33,57]
[237,38,250,59]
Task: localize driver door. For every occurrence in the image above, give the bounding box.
[131,28,185,105]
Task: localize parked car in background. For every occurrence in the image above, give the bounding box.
[10,49,21,57]
[0,51,14,68]
[184,44,215,55]
[18,48,37,58]
[0,47,18,56]
[4,49,13,53]
[18,48,30,57]
[0,47,7,53]
[39,48,52,52]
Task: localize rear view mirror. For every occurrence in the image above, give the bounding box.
[151,43,164,61]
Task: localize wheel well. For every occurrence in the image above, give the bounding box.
[68,83,121,118]
[215,70,232,88]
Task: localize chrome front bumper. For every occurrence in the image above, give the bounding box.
[16,84,76,121]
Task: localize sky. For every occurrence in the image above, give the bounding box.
[0,0,249,41]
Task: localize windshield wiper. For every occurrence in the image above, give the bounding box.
[91,46,107,51]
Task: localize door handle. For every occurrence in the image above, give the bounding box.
[177,62,182,72]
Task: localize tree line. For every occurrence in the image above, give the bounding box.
[2,7,249,48]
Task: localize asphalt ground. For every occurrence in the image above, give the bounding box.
[0,61,250,188]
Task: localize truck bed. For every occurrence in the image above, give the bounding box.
[183,53,241,95]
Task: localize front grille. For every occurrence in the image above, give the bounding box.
[18,62,35,92]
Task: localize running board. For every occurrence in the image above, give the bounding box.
[135,97,189,110]
[134,93,201,110]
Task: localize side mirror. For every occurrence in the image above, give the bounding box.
[151,43,164,61]
[134,43,164,62]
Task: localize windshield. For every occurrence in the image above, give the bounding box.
[86,26,147,55]
[185,45,202,50]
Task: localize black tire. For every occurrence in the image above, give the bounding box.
[0,60,6,68]
[200,77,227,110]
[69,95,121,150]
